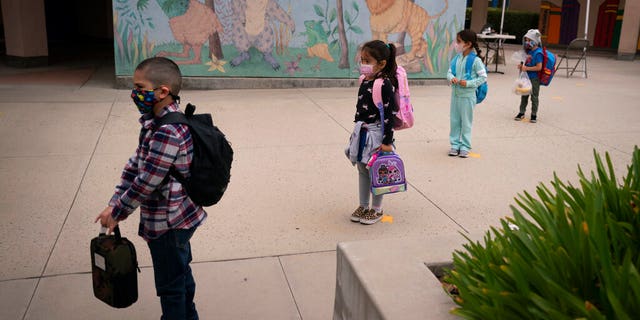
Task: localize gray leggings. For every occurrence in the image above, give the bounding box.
[357,162,383,209]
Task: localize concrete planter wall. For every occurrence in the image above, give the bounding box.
[332,234,483,320]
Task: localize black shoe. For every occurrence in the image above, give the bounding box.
[514,113,525,121]
[530,115,537,123]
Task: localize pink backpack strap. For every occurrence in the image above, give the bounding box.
[360,75,384,108]
[361,76,386,130]
[372,78,384,109]
[372,78,385,131]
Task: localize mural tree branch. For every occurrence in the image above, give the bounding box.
[336,0,349,69]
[205,0,223,59]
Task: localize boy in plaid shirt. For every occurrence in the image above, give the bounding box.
[96,57,205,320]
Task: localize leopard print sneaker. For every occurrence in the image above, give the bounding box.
[360,209,383,225]
[350,206,368,222]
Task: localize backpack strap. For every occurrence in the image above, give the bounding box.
[451,53,478,80]
[372,78,385,133]
[361,76,386,133]
[153,111,191,186]
[153,103,197,128]
[450,54,459,77]
[464,53,478,80]
[540,46,548,78]
[155,112,189,128]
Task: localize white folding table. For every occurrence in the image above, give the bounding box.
[477,33,516,74]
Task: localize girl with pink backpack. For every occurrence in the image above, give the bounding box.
[344,40,405,225]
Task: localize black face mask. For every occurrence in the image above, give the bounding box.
[131,88,156,114]
[130,88,181,115]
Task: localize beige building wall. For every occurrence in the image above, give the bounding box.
[618,0,639,59]
[471,0,488,33]
[1,0,48,58]
[510,0,542,12]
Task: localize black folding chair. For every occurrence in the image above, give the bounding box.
[555,38,589,78]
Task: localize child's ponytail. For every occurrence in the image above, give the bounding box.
[473,42,484,61]
[382,43,399,89]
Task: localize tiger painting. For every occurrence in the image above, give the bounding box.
[365,0,449,62]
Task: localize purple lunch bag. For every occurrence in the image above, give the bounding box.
[368,152,407,196]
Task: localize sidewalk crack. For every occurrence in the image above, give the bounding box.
[408,180,469,233]
[21,98,116,320]
[298,88,351,134]
[278,257,303,320]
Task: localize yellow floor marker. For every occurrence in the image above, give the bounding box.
[381,215,393,223]
[468,152,481,158]
[552,96,564,101]
[576,83,585,87]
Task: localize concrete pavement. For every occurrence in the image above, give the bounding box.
[0,47,639,319]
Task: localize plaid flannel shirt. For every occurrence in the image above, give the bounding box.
[109,102,206,241]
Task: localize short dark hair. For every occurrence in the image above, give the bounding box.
[135,57,182,95]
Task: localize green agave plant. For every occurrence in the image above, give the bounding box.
[445,147,640,320]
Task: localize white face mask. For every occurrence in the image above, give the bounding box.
[454,42,466,54]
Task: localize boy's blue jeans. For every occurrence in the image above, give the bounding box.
[148,228,198,320]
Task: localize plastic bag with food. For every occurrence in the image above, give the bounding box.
[514,71,532,95]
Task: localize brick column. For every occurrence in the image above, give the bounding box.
[1,0,49,67]
[617,0,640,60]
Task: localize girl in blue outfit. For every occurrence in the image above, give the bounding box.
[345,40,398,225]
[447,29,487,158]
[515,29,544,123]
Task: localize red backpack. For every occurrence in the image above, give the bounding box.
[539,46,557,86]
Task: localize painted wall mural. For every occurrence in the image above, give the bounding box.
[113,0,464,78]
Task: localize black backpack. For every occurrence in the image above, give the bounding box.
[155,103,233,206]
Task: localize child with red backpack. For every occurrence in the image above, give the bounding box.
[345,40,400,225]
[515,29,545,123]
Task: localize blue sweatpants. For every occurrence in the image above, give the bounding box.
[449,95,475,152]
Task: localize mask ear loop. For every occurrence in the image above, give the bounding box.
[155,85,180,104]
[169,93,180,104]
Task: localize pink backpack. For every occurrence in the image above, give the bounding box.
[360,66,415,130]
